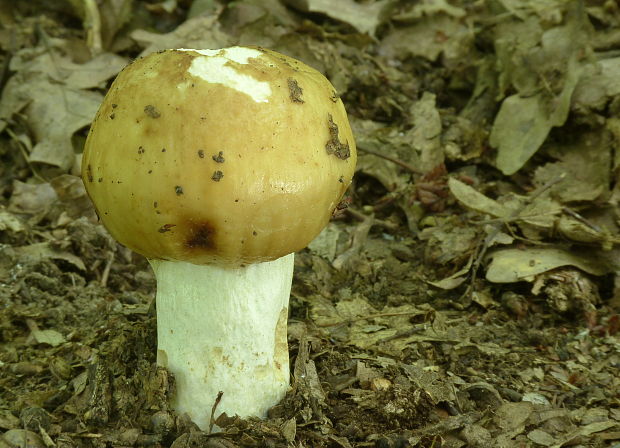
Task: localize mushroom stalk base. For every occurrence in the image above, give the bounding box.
[149,254,294,429]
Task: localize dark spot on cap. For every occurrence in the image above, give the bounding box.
[153,201,158,208]
[98,177,103,182]
[252,231,257,236]
[175,186,184,195]
[287,78,304,103]
[148,170,152,174]
[161,148,166,152]
[338,175,344,183]
[325,114,350,160]
[198,150,205,158]
[138,146,145,154]
[185,222,215,250]
[111,104,118,108]
[109,113,115,119]
[144,105,161,118]
[330,91,339,102]
[159,224,176,233]
[212,151,225,163]
[212,171,224,182]
[86,164,93,182]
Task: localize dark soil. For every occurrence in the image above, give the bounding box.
[0,1,619,447]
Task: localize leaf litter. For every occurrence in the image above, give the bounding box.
[0,1,619,447]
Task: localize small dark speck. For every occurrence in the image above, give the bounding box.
[175,186,184,195]
[86,164,93,182]
[159,224,176,233]
[338,176,344,183]
[234,199,239,202]
[111,104,118,108]
[98,178,103,182]
[252,231,257,236]
[138,146,145,154]
[117,181,122,184]
[109,113,115,119]
[161,148,166,152]
[212,171,224,182]
[144,105,161,118]
[212,151,225,163]
[198,150,205,158]
[148,170,153,174]
[154,201,158,208]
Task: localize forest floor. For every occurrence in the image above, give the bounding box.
[0,1,619,447]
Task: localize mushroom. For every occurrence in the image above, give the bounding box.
[81,47,356,428]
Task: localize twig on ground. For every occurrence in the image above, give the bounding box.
[345,207,398,231]
[208,391,224,434]
[358,145,424,175]
[100,251,114,287]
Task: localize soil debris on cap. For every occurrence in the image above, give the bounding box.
[212,151,225,163]
[325,114,351,160]
[144,105,161,118]
[159,223,176,233]
[287,78,304,103]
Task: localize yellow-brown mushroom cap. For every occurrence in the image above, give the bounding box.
[81,47,356,265]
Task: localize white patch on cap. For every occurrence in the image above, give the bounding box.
[177,47,271,103]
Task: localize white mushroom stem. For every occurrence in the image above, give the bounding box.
[149,253,294,429]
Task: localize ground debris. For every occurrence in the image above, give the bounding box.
[1,1,619,447]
